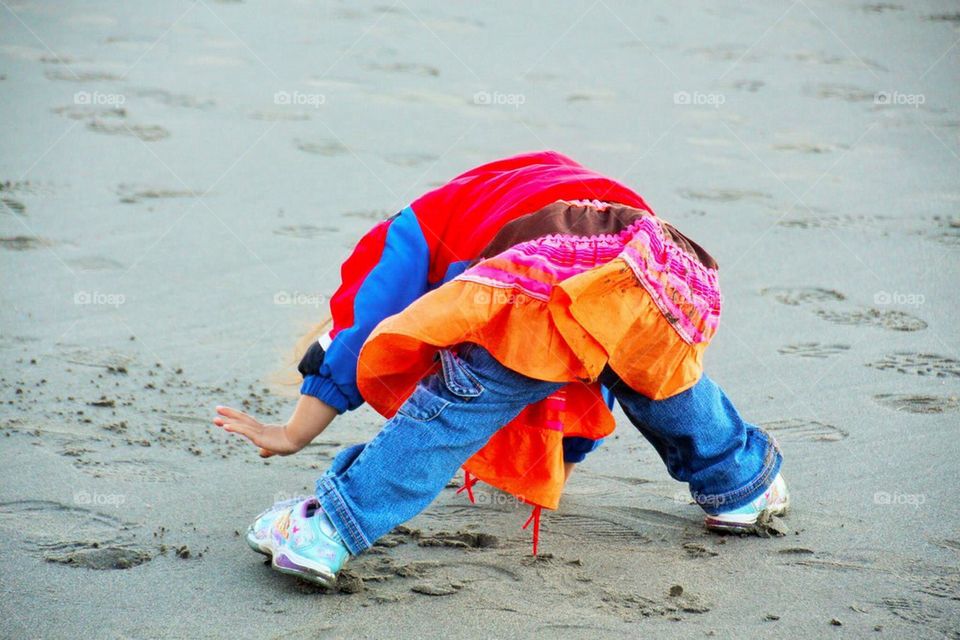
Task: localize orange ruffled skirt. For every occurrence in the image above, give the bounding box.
[356,202,721,509]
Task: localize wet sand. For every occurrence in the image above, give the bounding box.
[2,1,959,638]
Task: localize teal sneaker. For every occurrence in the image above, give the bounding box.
[267,497,350,588]
[704,473,790,533]
[245,497,302,556]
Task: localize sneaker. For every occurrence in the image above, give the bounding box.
[704,473,790,533]
[267,497,349,588]
[245,497,302,556]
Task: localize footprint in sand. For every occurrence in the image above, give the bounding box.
[920,573,960,601]
[731,79,765,93]
[762,287,927,332]
[686,44,762,63]
[116,183,198,204]
[761,418,848,443]
[866,352,960,378]
[861,4,904,14]
[0,500,153,570]
[778,212,893,230]
[384,152,438,168]
[1,179,51,196]
[873,394,959,414]
[760,286,846,306]
[43,69,123,82]
[771,141,850,154]
[778,342,851,359]
[926,216,960,246]
[677,188,772,203]
[881,597,958,637]
[814,308,927,332]
[53,104,126,121]
[132,87,215,110]
[249,110,311,122]
[1,197,27,215]
[779,212,958,245]
[787,50,887,72]
[73,456,186,483]
[926,12,960,24]
[547,511,652,544]
[63,346,134,373]
[273,224,338,239]
[0,235,51,250]
[343,208,392,221]
[804,83,877,103]
[596,586,711,622]
[364,62,440,77]
[87,120,170,142]
[783,552,878,574]
[295,139,348,157]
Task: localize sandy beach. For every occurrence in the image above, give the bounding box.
[2,1,959,638]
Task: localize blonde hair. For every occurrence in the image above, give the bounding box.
[270,316,333,394]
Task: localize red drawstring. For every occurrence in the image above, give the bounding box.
[522,505,542,556]
[456,470,478,504]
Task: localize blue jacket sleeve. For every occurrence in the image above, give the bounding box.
[300,207,430,412]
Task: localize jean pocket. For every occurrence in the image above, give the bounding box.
[397,385,451,422]
[439,348,484,399]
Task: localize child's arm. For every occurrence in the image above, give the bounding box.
[213,395,337,457]
[213,209,434,457]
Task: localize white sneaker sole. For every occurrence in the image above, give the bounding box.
[270,547,339,588]
[704,493,791,534]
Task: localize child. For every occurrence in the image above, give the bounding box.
[213,151,788,588]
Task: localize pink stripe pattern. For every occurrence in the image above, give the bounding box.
[457,215,721,345]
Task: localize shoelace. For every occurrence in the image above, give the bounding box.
[458,470,543,556]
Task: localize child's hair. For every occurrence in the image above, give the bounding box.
[270,317,333,394]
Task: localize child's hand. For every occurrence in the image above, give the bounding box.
[213,406,303,457]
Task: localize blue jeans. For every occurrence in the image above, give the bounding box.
[315,344,781,555]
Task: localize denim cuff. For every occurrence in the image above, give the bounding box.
[315,475,370,555]
[693,432,783,515]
